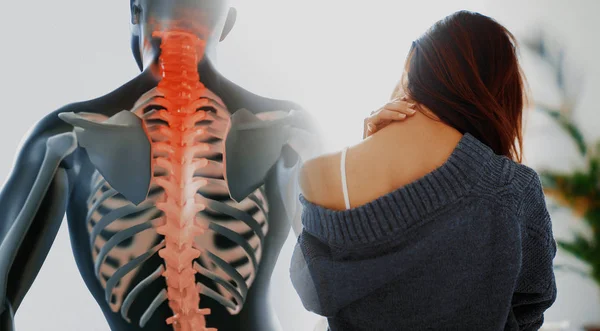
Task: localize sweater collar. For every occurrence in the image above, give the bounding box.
[299,131,496,246]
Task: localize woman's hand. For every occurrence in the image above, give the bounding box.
[363,96,417,139]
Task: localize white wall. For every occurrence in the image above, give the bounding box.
[0,1,598,330]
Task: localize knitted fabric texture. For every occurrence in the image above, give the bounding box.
[290,132,557,331]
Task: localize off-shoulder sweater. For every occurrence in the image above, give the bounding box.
[290,132,557,331]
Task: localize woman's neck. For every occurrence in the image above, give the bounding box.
[355,110,463,187]
[364,110,460,149]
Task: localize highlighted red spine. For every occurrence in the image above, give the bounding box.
[151,30,216,331]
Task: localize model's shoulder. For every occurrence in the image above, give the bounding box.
[27,99,122,143]
[65,73,149,117]
[477,152,538,190]
[298,150,342,204]
[10,104,81,169]
[246,95,303,115]
[221,76,304,113]
[27,104,83,140]
[509,159,541,192]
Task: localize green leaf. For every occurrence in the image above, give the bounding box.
[557,233,595,263]
[537,107,587,156]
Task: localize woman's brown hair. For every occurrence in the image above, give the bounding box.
[396,10,530,163]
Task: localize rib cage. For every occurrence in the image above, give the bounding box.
[85,30,270,331]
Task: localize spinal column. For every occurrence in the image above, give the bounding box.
[151,30,216,331]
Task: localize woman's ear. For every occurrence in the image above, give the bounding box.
[220,7,237,42]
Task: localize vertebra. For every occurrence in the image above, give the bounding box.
[82,29,269,331]
[151,30,216,331]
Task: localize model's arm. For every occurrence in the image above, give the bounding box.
[511,171,558,330]
[0,110,77,329]
[272,108,324,237]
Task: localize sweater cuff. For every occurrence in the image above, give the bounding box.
[290,234,337,317]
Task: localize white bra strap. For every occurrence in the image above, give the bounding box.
[340,147,350,209]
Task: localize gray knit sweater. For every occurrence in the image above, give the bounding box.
[290,132,558,331]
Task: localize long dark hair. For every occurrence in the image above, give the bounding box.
[398,10,530,163]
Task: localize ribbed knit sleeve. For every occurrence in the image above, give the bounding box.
[510,171,558,330]
[289,233,330,316]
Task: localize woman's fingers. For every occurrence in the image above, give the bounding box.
[363,117,375,139]
[364,99,417,138]
[383,99,417,114]
[369,100,416,126]
[375,108,409,123]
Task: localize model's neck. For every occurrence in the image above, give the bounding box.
[140,32,218,75]
[142,48,218,70]
[139,33,220,86]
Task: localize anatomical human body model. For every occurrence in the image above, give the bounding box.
[0,1,319,331]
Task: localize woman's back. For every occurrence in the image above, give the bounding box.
[299,110,463,211]
[290,122,557,330]
[290,9,557,330]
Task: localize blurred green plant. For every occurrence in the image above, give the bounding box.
[521,28,600,285]
[537,108,600,284]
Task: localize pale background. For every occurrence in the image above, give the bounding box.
[0,0,599,330]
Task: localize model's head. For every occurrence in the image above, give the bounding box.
[394,10,529,163]
[130,0,237,70]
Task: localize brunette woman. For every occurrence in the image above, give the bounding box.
[291,10,557,331]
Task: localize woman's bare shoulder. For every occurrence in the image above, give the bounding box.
[298,150,344,208]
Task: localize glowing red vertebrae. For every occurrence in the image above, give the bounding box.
[151,30,217,331]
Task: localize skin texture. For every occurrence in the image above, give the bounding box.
[0,2,307,330]
[364,79,442,139]
[299,106,463,211]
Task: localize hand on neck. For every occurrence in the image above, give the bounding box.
[361,109,463,164]
[369,109,450,141]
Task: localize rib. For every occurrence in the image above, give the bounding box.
[104,241,166,304]
[206,199,265,244]
[197,282,237,311]
[202,250,248,297]
[207,223,258,272]
[139,288,168,328]
[86,188,118,222]
[94,217,164,276]
[193,261,244,308]
[89,200,156,248]
[120,264,165,322]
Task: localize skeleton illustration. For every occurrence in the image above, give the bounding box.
[0,2,320,331]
